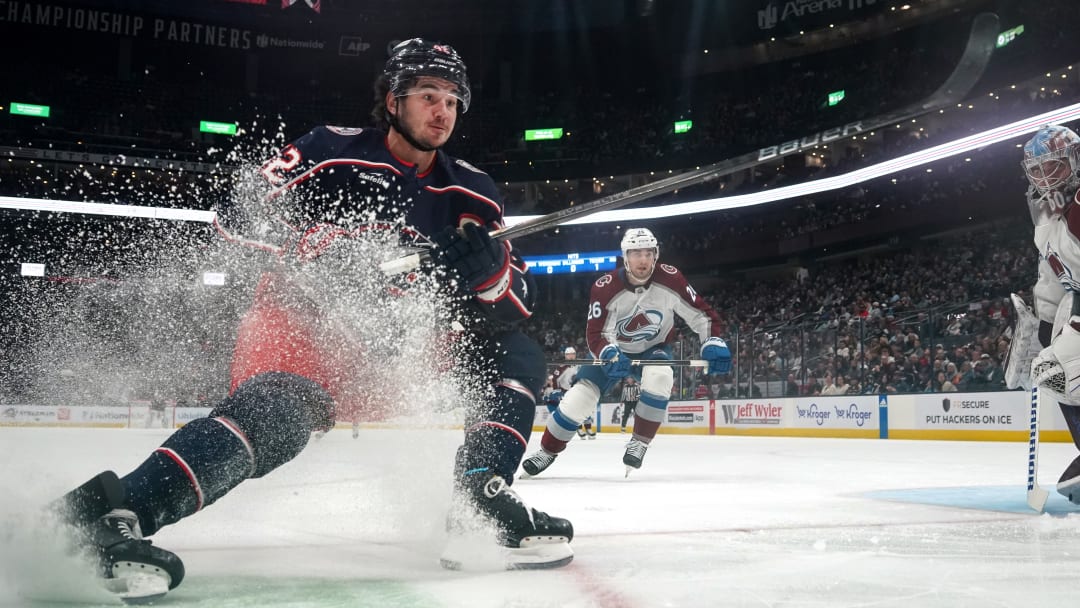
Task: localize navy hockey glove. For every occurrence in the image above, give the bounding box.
[700,337,731,375]
[432,223,511,299]
[598,344,632,380]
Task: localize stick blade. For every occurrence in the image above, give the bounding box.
[1027,487,1049,513]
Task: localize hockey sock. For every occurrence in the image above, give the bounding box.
[631,418,661,442]
[457,384,534,482]
[539,429,569,455]
[121,416,255,536]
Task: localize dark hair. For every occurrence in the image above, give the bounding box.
[371,73,393,131]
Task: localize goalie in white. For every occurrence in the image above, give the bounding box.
[1008,124,1080,503]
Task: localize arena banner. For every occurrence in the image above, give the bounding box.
[790,396,879,435]
[0,1,371,54]
[907,393,1023,436]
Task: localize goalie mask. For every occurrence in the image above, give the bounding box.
[621,228,659,283]
[1023,125,1080,224]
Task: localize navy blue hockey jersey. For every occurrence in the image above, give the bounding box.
[214,126,535,323]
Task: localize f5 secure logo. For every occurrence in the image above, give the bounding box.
[339,36,372,56]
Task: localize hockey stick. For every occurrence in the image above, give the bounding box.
[549,359,707,367]
[379,12,998,275]
[1028,385,1050,513]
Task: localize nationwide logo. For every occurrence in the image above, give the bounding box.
[255,34,325,50]
[721,402,782,425]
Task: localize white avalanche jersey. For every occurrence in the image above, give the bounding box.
[585,264,723,356]
[1032,205,1080,324]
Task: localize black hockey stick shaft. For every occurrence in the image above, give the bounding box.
[380,13,996,275]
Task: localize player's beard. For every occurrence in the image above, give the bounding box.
[396,103,452,152]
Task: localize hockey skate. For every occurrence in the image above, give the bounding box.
[1057,454,1080,504]
[442,472,573,571]
[576,426,587,439]
[519,450,557,479]
[54,471,184,603]
[586,429,596,439]
[623,438,649,477]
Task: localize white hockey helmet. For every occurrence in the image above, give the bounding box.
[1023,125,1080,196]
[564,346,577,357]
[621,227,659,258]
[621,228,659,281]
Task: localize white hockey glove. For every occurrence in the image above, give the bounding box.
[1004,293,1042,391]
[1031,316,1080,405]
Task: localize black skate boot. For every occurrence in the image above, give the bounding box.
[623,438,649,477]
[1057,455,1080,504]
[442,472,573,571]
[54,471,185,603]
[519,450,557,479]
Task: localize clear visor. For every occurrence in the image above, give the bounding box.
[391,79,469,113]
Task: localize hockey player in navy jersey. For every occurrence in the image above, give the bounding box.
[52,38,572,601]
[520,228,731,478]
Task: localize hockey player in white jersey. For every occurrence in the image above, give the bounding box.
[553,346,594,438]
[1007,124,1080,503]
[521,228,731,477]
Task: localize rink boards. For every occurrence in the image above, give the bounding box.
[1,390,1072,442]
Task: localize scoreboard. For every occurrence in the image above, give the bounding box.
[522,250,620,275]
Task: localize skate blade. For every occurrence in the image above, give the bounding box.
[441,538,573,571]
[102,572,170,604]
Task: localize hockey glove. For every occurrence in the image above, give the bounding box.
[1033,316,1080,405]
[700,337,732,375]
[598,344,632,380]
[431,223,511,299]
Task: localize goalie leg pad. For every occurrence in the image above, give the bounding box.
[1058,454,1080,504]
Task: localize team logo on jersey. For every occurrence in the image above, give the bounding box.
[595,274,613,288]
[616,309,664,342]
[454,159,486,174]
[660,263,677,275]
[326,126,364,136]
[1045,242,1080,291]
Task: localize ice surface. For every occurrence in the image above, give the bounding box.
[2,427,1079,607]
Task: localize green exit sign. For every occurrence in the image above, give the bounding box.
[827,90,845,106]
[200,120,238,135]
[674,120,693,134]
[996,24,1023,48]
[10,102,50,117]
[525,128,563,141]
